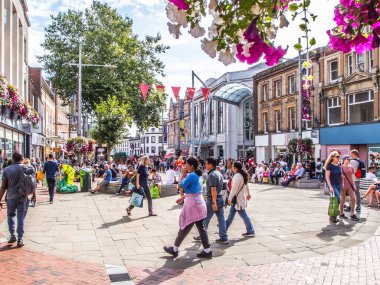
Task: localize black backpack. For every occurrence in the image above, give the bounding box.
[353,158,366,179]
[19,165,37,197]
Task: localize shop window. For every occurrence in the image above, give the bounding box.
[327,97,341,125]
[348,91,374,123]
[356,53,364,72]
[347,55,353,76]
[275,110,281,133]
[288,76,295,94]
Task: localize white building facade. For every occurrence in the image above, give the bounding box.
[191,64,267,160]
[141,126,164,157]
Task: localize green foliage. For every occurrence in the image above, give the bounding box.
[38,0,168,129]
[90,96,129,150]
[287,138,314,157]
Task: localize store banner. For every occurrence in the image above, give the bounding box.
[301,80,311,121]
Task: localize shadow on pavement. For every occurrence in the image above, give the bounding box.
[316,218,367,242]
[0,244,20,252]
[134,238,247,284]
[98,215,151,229]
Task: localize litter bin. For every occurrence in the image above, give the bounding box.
[80,168,92,192]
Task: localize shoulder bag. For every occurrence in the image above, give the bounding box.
[232,184,245,205]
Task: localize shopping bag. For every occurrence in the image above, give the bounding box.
[130,192,144,208]
[42,176,48,188]
[37,171,43,181]
[328,193,340,217]
[150,185,160,199]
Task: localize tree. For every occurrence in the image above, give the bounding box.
[38,1,168,129]
[165,0,379,66]
[287,138,314,158]
[90,96,129,152]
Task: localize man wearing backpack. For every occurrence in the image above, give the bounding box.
[0,152,36,247]
[43,154,59,204]
[350,149,366,213]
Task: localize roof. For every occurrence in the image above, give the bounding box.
[212,83,252,105]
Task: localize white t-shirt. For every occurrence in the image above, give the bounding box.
[315,162,323,173]
[366,173,378,182]
[350,159,360,182]
[166,169,176,185]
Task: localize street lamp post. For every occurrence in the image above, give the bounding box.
[64,42,117,138]
[243,120,254,159]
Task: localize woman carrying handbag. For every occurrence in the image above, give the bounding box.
[226,161,255,238]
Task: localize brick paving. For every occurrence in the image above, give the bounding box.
[129,229,380,285]
[0,185,110,285]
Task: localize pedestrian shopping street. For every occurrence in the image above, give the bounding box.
[1,184,380,284]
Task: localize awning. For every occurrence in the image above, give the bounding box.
[212,83,252,106]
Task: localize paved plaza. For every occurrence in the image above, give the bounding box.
[1,184,380,284]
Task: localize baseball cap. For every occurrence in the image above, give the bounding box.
[341,155,351,161]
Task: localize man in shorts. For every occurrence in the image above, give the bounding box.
[91,164,111,194]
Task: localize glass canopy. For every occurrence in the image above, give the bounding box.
[213,83,252,105]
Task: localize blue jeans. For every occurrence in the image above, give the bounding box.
[330,184,342,204]
[204,197,228,241]
[7,197,29,240]
[226,205,254,234]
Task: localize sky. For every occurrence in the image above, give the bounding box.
[26,0,339,135]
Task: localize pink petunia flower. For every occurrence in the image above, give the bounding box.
[169,0,189,10]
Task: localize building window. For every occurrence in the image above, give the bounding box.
[244,100,253,140]
[263,84,268,101]
[146,147,149,153]
[158,136,162,143]
[347,54,353,75]
[329,60,338,82]
[289,108,296,131]
[275,110,281,132]
[194,105,198,136]
[263,112,268,134]
[158,146,163,153]
[348,91,374,123]
[209,100,214,134]
[274,80,281,97]
[369,50,374,71]
[151,136,156,143]
[151,146,156,154]
[356,53,364,72]
[217,101,223,133]
[327,97,341,125]
[151,128,155,132]
[288,76,295,94]
[146,136,149,143]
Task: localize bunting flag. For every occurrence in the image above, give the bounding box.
[171,86,181,101]
[156,85,165,97]
[140,83,149,100]
[201,87,210,101]
[186,87,196,100]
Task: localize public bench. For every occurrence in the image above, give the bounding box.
[287,173,321,189]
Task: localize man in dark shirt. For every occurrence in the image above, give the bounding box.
[43,154,59,204]
[0,152,30,247]
[194,157,229,244]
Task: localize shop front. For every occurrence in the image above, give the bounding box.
[320,123,380,173]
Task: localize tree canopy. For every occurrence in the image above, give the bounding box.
[90,96,129,150]
[38,0,168,129]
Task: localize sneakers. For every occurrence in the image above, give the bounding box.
[17,239,24,247]
[215,238,229,244]
[8,235,16,244]
[350,214,359,221]
[197,250,213,259]
[163,246,178,258]
[242,232,256,238]
[339,214,348,219]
